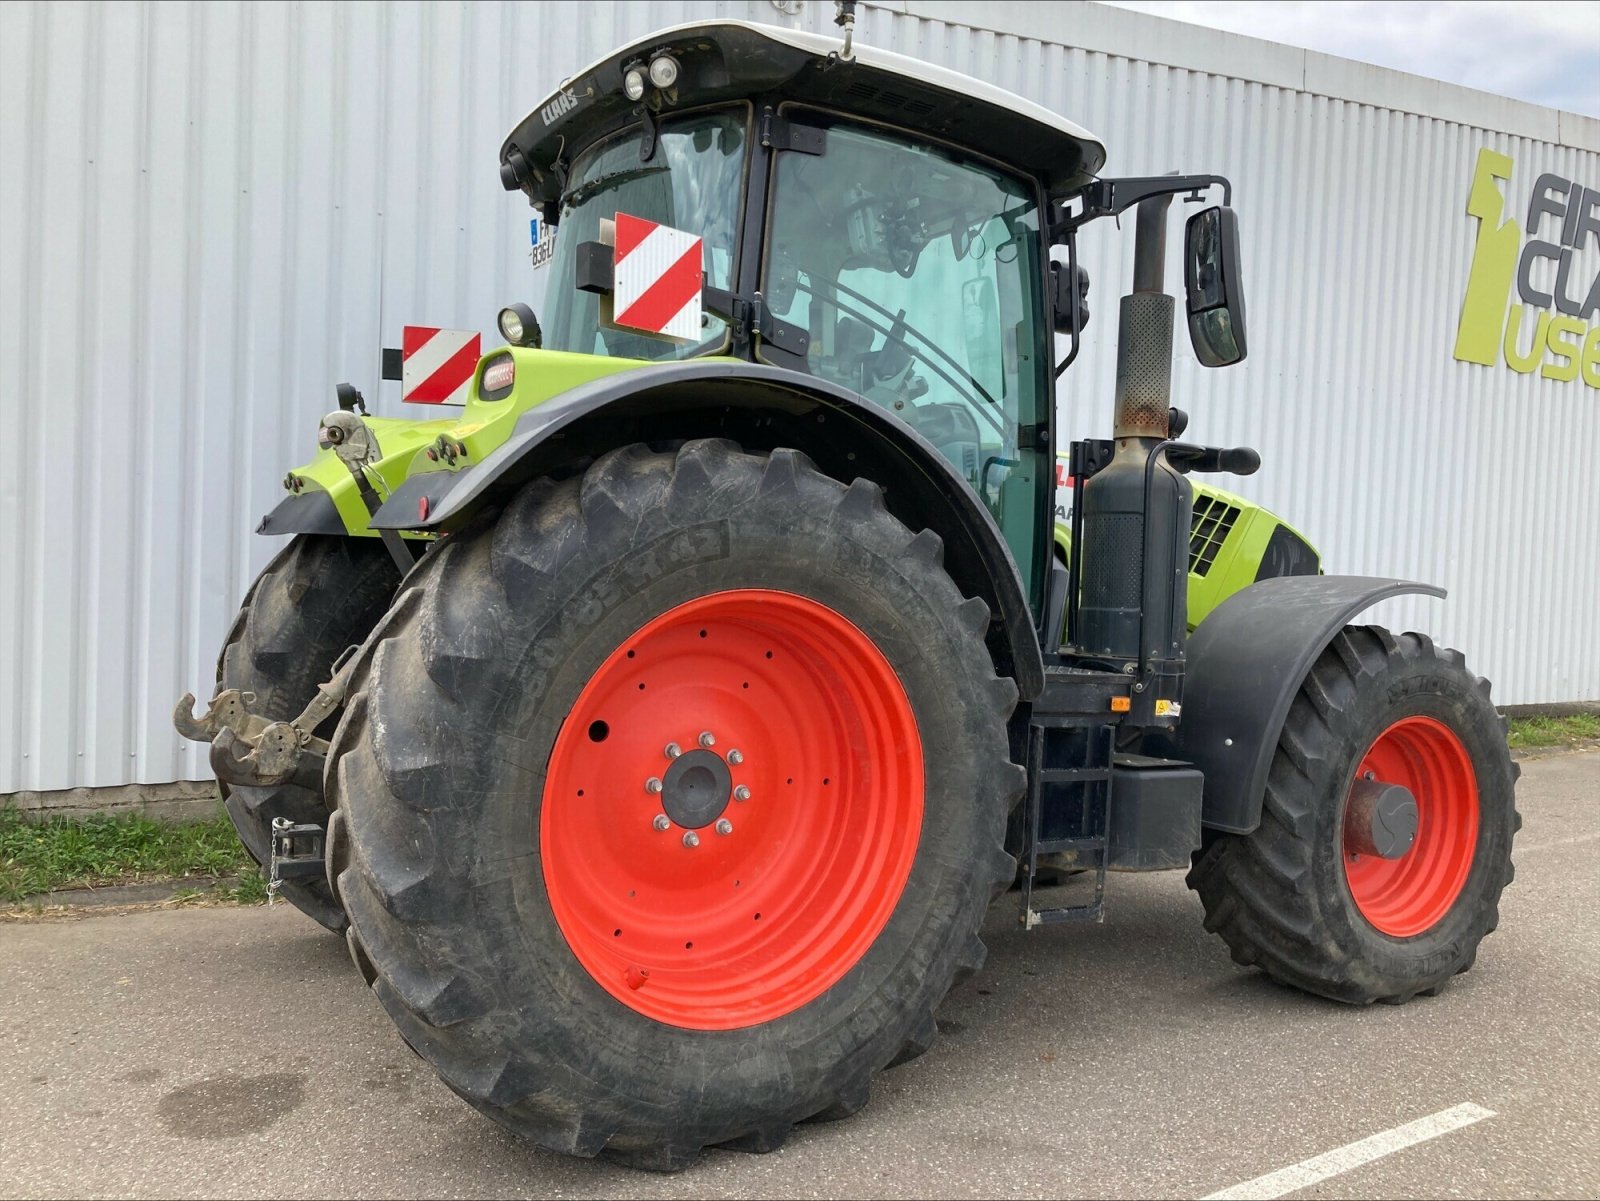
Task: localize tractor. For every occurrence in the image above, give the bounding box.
[176,10,1518,1171]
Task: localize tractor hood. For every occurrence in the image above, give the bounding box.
[499,20,1107,214]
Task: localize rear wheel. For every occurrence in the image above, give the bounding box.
[1187,625,1519,1004]
[326,440,1022,1167]
[217,533,400,931]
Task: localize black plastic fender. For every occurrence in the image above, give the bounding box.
[369,360,1046,699]
[1178,575,1447,834]
[256,489,347,536]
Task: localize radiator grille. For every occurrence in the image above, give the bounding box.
[1189,496,1240,576]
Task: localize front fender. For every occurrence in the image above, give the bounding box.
[370,359,1046,699]
[254,351,648,538]
[1178,575,1447,834]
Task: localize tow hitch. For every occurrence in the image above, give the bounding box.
[173,647,357,790]
[268,817,328,900]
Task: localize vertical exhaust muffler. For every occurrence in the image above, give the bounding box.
[1076,193,1192,724]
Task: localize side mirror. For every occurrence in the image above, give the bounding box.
[1184,206,1247,367]
[1050,260,1091,334]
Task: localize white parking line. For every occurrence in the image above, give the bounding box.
[1200,1102,1496,1200]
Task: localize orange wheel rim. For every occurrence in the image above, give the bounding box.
[1343,716,1478,937]
[540,589,924,1029]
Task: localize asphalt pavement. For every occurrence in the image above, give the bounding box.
[2,750,1596,1200]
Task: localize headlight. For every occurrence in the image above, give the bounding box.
[497,303,541,348]
[623,66,647,102]
[648,54,678,90]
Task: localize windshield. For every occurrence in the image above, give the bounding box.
[762,119,1051,607]
[541,109,747,360]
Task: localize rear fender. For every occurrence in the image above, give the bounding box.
[369,360,1046,698]
[1177,575,1446,834]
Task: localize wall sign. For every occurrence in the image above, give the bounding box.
[1454,148,1600,387]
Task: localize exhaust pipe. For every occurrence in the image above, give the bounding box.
[1114,193,1175,440]
[1075,193,1192,719]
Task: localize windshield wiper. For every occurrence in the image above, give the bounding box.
[561,166,671,213]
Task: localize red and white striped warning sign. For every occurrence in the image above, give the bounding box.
[402,326,482,405]
[613,212,703,341]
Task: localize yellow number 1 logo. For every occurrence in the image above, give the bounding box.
[1452,149,1519,367]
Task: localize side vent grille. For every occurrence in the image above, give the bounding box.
[1189,496,1240,576]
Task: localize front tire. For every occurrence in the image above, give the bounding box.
[326,440,1022,1167]
[1187,625,1519,1004]
[217,533,399,930]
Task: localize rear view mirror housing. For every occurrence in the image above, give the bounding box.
[1184,206,1247,367]
[1050,259,1090,334]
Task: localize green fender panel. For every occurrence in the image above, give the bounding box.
[260,349,653,537]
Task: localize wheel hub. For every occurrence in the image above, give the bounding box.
[659,748,733,829]
[1344,778,1419,860]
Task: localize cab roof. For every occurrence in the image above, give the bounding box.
[500,20,1107,211]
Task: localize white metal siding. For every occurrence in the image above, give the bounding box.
[2,0,1597,793]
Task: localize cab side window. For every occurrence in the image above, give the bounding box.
[764,120,1051,599]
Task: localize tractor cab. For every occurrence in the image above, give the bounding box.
[501,18,1251,640]
[502,19,1110,604]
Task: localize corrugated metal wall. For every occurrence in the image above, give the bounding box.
[3,0,1597,794]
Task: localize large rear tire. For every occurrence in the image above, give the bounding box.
[1187,625,1519,1004]
[326,440,1022,1168]
[217,533,400,931]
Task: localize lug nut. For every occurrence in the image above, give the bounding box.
[646,777,663,794]
[653,814,671,832]
[699,731,716,748]
[715,819,733,836]
[682,831,700,848]
[665,742,682,759]
[734,785,751,802]
[727,749,743,765]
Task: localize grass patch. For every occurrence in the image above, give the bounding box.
[1507,712,1600,750]
[0,806,261,904]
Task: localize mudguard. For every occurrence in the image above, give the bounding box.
[256,489,347,536]
[371,359,1046,699]
[1178,575,1447,834]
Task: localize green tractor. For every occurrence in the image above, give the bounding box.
[177,10,1518,1170]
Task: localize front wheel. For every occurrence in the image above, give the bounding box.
[216,534,400,930]
[327,440,1022,1167]
[1187,625,1519,1004]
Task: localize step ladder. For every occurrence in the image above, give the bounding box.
[1019,717,1114,928]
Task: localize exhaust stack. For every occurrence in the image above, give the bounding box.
[1075,193,1192,723]
[1113,193,1175,439]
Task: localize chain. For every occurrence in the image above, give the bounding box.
[267,816,289,904]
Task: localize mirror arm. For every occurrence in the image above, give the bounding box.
[1056,173,1232,235]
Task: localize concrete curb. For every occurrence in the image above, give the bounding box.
[1511,739,1600,762]
[1501,702,1600,719]
[4,781,222,825]
[3,876,246,915]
